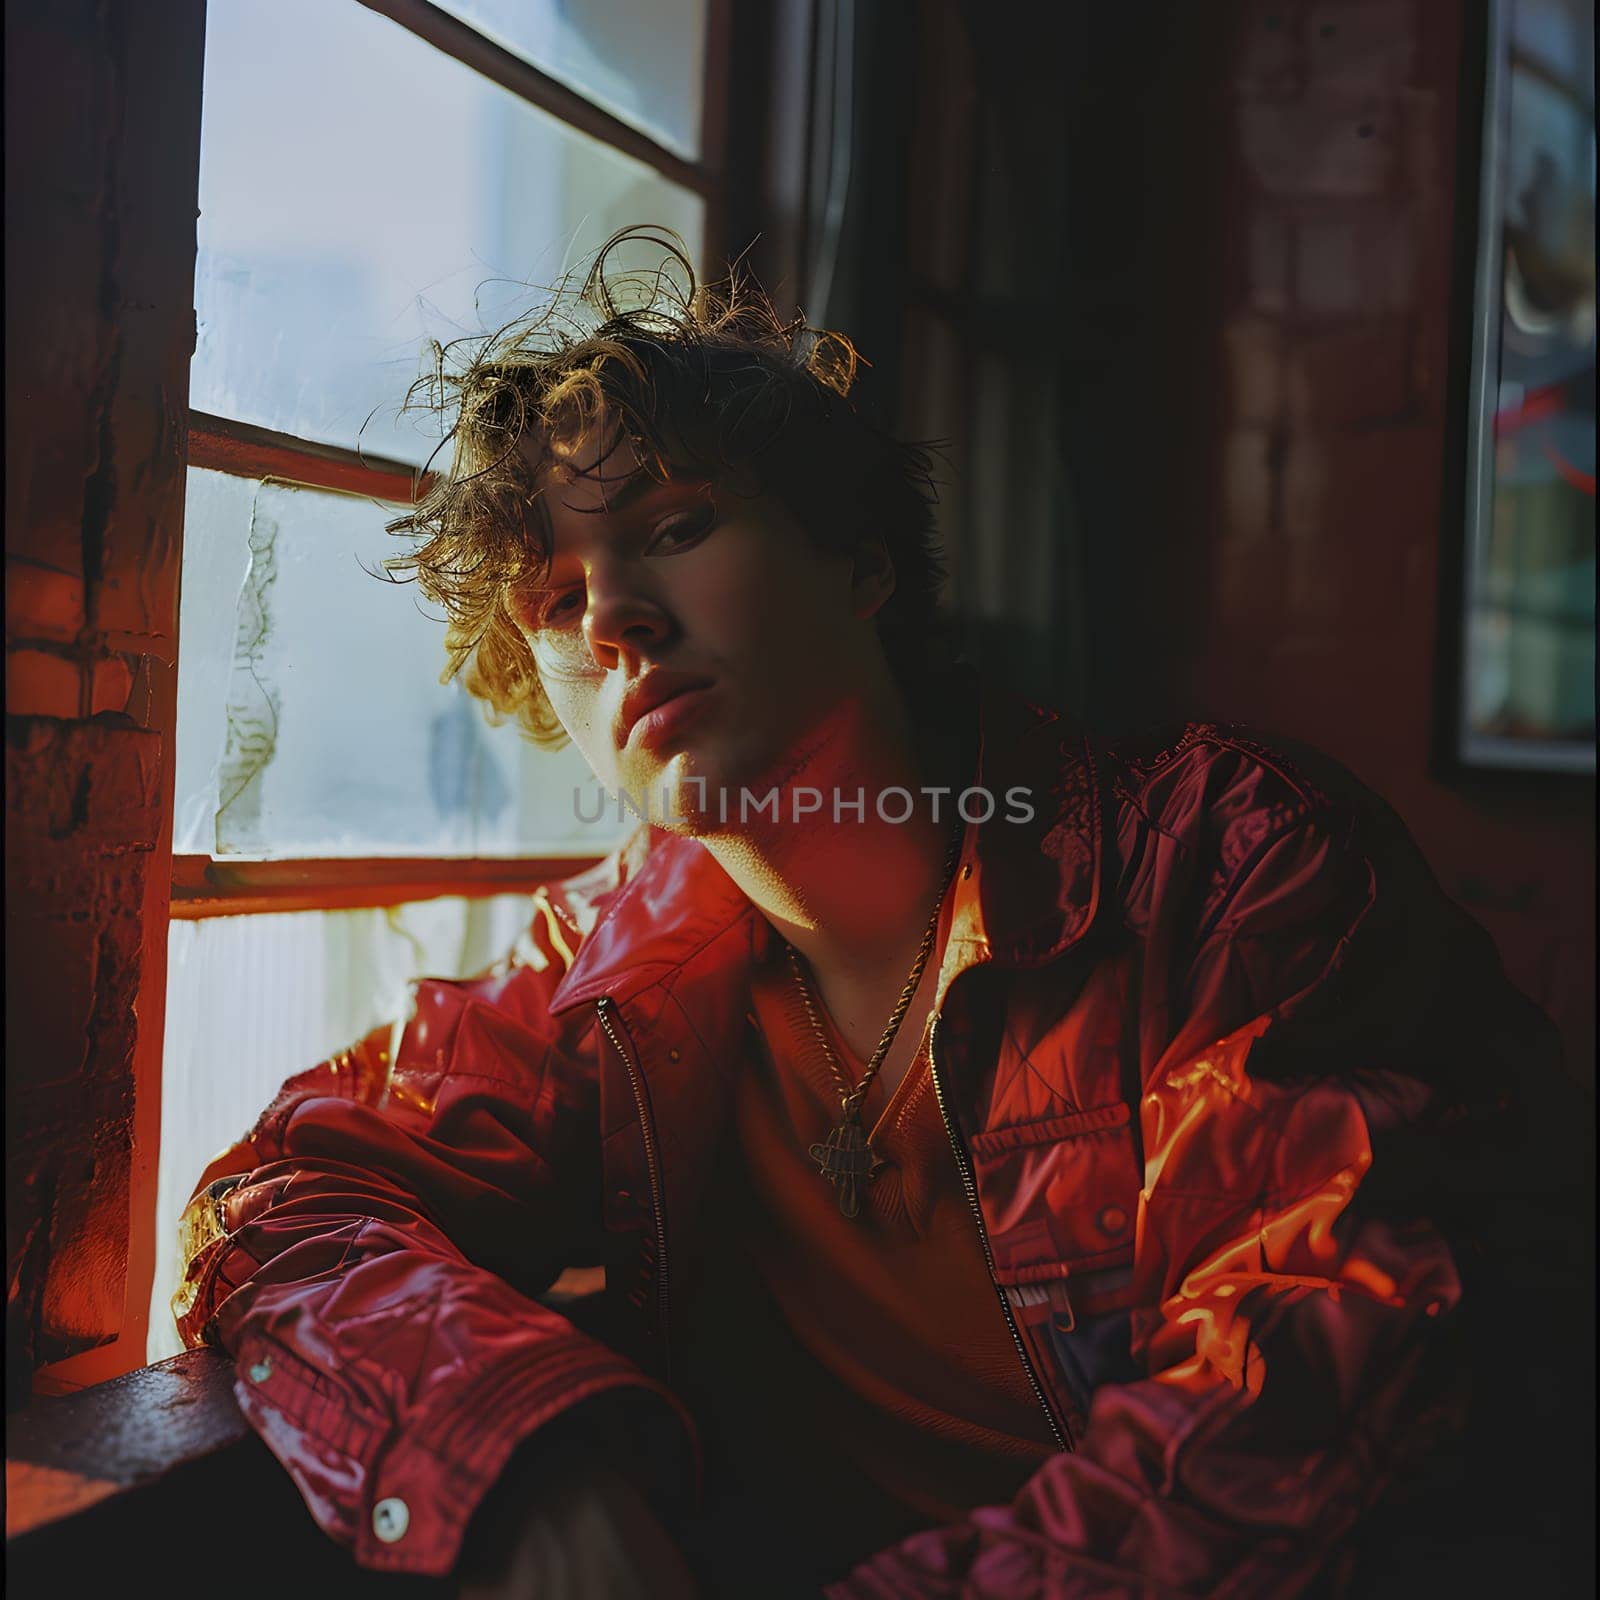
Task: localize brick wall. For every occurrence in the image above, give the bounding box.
[1160,0,1594,1094]
[900,3,1590,1100]
[5,1,203,1397]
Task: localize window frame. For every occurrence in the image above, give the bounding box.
[26,0,795,1396]
[176,0,738,918]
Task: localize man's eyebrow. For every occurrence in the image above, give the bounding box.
[590,468,705,515]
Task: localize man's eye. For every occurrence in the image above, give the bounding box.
[645,504,716,555]
[537,588,584,627]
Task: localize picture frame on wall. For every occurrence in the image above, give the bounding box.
[1454,0,1595,773]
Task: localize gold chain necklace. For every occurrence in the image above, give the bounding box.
[785,823,964,1218]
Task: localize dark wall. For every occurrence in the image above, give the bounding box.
[938,13,1593,1577]
[955,0,1593,1098]
[1172,1,1593,1101]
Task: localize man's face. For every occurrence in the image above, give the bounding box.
[508,426,893,828]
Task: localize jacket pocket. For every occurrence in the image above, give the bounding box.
[970,1104,1145,1425]
[968,1102,1141,1321]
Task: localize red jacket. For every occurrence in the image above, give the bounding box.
[174,687,1545,1594]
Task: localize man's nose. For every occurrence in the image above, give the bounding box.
[583,563,673,671]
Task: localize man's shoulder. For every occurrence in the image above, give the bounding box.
[530,824,656,946]
[1094,720,1360,867]
[1071,718,1421,969]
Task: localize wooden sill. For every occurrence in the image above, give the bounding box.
[6,1268,607,1544]
[6,1347,247,1542]
[170,853,602,918]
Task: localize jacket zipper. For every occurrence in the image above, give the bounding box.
[927,1011,1073,1452]
[595,996,671,1375]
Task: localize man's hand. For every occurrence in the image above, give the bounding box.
[455,1398,700,1600]
[457,1460,699,1600]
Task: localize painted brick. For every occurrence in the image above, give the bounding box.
[4,722,162,846]
[1219,428,1280,542]
[1230,2,1300,95]
[1281,530,1347,624]
[1216,429,1284,625]
[1398,87,1444,216]
[4,901,99,1090]
[8,0,205,1388]
[1295,206,1418,315]
[5,564,86,644]
[4,721,84,840]
[6,648,82,720]
[39,1116,132,1358]
[78,731,163,848]
[1285,317,1414,427]
[1176,1,1593,1170]
[90,656,135,717]
[1223,316,1287,425]
[120,656,160,730]
[95,562,175,643]
[1235,92,1404,198]
[1255,634,1422,748]
[1244,211,1292,314]
[1303,2,1417,93]
[1280,442,1346,625]
[1281,430,1439,633]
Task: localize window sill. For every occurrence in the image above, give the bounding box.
[6,1348,247,1542]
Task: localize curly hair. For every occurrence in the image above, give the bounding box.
[385,225,952,748]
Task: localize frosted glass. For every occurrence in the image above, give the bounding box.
[174,467,629,859]
[438,0,706,158]
[148,894,538,1360]
[192,0,704,464]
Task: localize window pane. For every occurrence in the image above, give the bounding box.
[174,467,628,859]
[437,0,707,159]
[148,894,538,1361]
[191,0,704,463]
[1459,0,1595,766]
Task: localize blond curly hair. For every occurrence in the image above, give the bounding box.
[384,226,950,748]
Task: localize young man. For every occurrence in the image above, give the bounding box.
[174,234,1558,1597]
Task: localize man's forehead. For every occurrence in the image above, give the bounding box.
[527,421,702,513]
[543,412,637,476]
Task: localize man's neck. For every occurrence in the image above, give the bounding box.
[697,680,973,993]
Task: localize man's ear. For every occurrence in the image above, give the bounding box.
[849,535,897,620]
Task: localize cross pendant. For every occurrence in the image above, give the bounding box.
[808,1108,879,1218]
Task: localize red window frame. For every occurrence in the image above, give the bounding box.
[29,0,800,1394]
[176,0,735,919]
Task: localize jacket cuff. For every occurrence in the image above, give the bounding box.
[231,1323,698,1577]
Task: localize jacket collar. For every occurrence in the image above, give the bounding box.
[548,669,1102,1017]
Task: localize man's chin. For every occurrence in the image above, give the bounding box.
[615,748,783,835]
[607,753,714,829]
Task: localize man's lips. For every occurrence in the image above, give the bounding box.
[615,673,716,750]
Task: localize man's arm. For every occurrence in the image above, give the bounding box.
[455,1392,700,1599]
[174,869,699,1581]
[831,1041,1466,1595]
[828,755,1556,1597]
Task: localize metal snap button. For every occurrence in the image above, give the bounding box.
[372,1497,410,1543]
[248,1357,273,1383]
[1096,1204,1129,1236]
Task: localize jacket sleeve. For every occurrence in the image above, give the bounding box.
[829,746,1557,1598]
[172,849,696,1579]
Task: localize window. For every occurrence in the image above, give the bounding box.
[893,1,1090,710]
[148,0,732,1360]
[1453,0,1595,772]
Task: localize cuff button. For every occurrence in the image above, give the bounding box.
[372,1497,410,1543]
[1096,1204,1129,1236]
